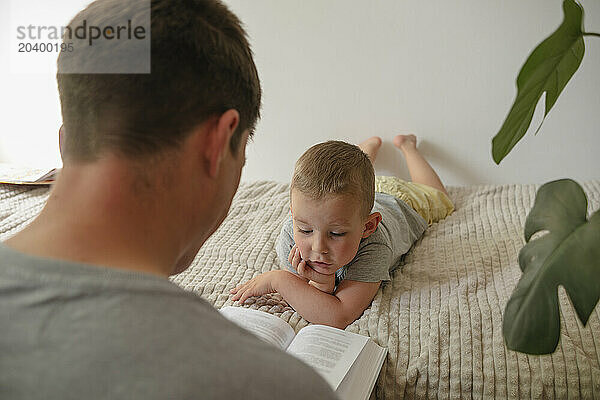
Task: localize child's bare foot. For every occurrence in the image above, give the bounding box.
[358,136,382,163]
[393,134,417,153]
[393,133,449,196]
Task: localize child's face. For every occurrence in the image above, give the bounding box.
[290,189,367,275]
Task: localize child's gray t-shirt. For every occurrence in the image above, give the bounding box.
[276,192,428,286]
[0,243,337,400]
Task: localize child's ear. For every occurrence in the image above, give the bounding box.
[362,212,382,238]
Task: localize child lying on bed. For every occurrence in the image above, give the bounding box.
[230,135,454,328]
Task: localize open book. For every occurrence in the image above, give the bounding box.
[0,164,59,185]
[220,306,387,400]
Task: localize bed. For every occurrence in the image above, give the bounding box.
[1,179,599,399]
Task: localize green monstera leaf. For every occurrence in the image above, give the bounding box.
[492,0,585,164]
[503,179,600,354]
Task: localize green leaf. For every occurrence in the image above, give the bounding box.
[492,0,585,164]
[503,179,600,354]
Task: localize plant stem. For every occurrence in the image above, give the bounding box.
[582,32,600,38]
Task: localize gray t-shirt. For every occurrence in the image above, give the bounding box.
[0,243,337,400]
[276,192,427,286]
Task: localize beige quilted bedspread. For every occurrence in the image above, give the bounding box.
[1,180,599,399]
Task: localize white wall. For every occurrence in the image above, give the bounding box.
[0,0,90,169]
[1,0,599,185]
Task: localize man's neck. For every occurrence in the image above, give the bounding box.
[4,158,205,277]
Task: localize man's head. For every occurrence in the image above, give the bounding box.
[53,0,261,276]
[57,0,261,162]
[289,141,381,275]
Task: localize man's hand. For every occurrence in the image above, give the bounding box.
[230,270,283,304]
[288,245,335,294]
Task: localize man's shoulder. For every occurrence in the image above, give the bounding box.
[132,300,337,399]
[75,278,335,398]
[0,256,336,399]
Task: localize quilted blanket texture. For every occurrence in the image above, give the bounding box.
[1,180,599,399]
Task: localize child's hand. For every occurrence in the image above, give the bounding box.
[306,273,335,294]
[230,270,281,304]
[288,245,336,294]
[288,245,308,279]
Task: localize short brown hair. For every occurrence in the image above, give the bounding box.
[291,141,375,217]
[57,0,261,161]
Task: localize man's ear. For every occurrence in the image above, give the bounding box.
[205,109,240,178]
[362,212,382,238]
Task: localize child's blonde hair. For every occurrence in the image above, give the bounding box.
[291,140,375,217]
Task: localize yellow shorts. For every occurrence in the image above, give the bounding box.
[375,176,454,225]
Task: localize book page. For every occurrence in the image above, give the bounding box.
[287,325,368,390]
[336,340,387,400]
[219,306,295,349]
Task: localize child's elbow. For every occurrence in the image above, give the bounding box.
[308,309,353,329]
[330,319,350,330]
[329,310,359,330]
[315,297,366,329]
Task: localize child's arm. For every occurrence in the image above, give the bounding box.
[230,271,381,329]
